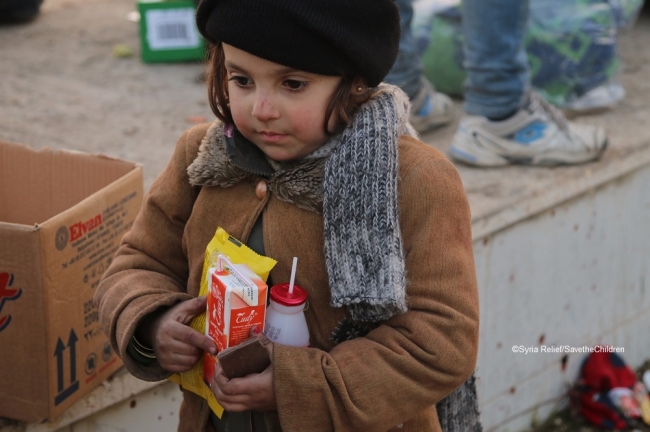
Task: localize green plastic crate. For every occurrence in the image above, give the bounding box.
[138,0,206,63]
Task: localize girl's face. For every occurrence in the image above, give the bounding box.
[222,44,343,162]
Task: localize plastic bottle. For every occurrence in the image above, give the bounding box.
[264,283,309,347]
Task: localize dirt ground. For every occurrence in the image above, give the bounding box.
[1,0,214,189]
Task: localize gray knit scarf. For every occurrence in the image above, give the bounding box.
[323,84,416,322]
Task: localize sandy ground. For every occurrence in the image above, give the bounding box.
[1,0,214,189]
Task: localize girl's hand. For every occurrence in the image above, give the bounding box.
[211,330,276,412]
[143,296,217,372]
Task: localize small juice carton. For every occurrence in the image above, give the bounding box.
[204,254,267,385]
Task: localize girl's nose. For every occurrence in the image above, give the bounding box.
[251,92,280,121]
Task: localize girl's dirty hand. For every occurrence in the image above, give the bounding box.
[211,330,276,412]
[141,296,216,373]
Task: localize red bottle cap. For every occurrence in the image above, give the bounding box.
[270,283,307,307]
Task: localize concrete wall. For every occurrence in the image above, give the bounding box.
[474,163,650,431]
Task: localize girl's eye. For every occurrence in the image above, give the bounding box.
[229,76,252,87]
[283,79,308,92]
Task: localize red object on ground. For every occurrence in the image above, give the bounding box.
[578,348,638,429]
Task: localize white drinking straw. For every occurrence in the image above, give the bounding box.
[288,257,298,294]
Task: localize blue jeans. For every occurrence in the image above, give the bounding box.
[385,0,530,119]
[384,0,423,100]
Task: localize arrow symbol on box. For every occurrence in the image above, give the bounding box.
[54,329,80,402]
[68,329,78,383]
[54,337,65,392]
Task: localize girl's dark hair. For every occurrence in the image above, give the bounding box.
[206,43,370,135]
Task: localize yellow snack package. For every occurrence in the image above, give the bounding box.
[168,227,277,418]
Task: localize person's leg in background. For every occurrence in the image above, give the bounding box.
[462,0,530,120]
[385,0,455,134]
[449,0,608,166]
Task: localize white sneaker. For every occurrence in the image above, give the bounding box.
[448,92,608,167]
[409,78,455,133]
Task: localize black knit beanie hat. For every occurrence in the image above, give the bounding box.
[196,0,401,87]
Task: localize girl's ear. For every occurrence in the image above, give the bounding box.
[350,78,369,97]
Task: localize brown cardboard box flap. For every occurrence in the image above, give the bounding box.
[0,140,143,423]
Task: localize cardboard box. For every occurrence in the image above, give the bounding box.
[138,0,206,63]
[0,140,143,423]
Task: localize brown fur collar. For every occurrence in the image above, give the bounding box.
[187,121,325,213]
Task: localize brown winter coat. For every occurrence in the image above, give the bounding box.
[95,122,479,432]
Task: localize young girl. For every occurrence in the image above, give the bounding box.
[95,1,480,431]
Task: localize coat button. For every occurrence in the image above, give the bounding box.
[255,180,268,200]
